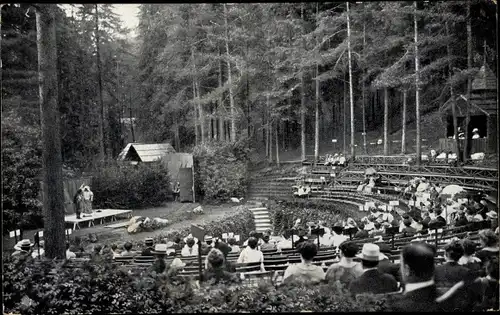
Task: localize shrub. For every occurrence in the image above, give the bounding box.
[193,139,251,203]
[91,161,171,209]
[268,199,361,236]
[2,112,43,233]
[3,255,387,314]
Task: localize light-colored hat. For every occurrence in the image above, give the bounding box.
[204,235,213,242]
[472,128,479,133]
[165,241,175,248]
[356,243,384,261]
[486,211,498,219]
[145,238,154,245]
[151,244,168,255]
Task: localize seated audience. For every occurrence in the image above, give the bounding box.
[201,235,215,255]
[214,240,237,272]
[31,240,45,259]
[348,243,398,295]
[243,231,263,247]
[172,237,183,251]
[110,244,121,259]
[377,243,401,282]
[202,248,241,284]
[475,229,499,269]
[151,244,169,273]
[402,219,417,237]
[141,238,155,256]
[260,234,277,251]
[283,241,326,284]
[120,242,136,257]
[458,239,482,276]
[66,243,77,259]
[454,211,469,227]
[12,239,34,258]
[354,224,369,239]
[277,232,293,251]
[470,257,499,311]
[181,238,199,257]
[227,237,241,253]
[294,229,308,248]
[331,225,348,247]
[326,241,362,285]
[237,237,265,271]
[435,240,473,288]
[388,243,452,312]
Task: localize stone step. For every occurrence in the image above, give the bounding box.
[249,207,268,211]
[252,211,269,216]
[254,214,270,219]
[255,219,271,225]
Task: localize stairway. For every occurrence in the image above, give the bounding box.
[249,204,272,233]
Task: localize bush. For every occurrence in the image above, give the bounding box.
[91,162,171,209]
[3,255,387,314]
[193,139,251,203]
[268,199,361,236]
[2,112,43,233]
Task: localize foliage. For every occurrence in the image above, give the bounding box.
[193,139,251,203]
[3,254,387,314]
[1,111,44,233]
[268,199,360,236]
[91,162,171,209]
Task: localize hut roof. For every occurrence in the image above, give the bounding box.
[439,95,489,117]
[472,65,497,91]
[117,143,176,162]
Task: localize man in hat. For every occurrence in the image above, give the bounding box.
[151,244,169,273]
[348,243,398,295]
[201,235,215,255]
[141,238,155,256]
[486,211,498,230]
[12,239,34,257]
[402,219,417,237]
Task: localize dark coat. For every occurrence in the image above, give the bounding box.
[378,259,401,283]
[435,262,473,288]
[476,249,499,269]
[348,269,398,295]
[388,285,447,312]
[402,226,417,237]
[354,229,369,239]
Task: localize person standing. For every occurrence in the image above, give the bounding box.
[73,188,84,219]
[81,185,94,216]
[173,182,180,202]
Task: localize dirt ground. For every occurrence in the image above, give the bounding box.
[3,201,241,251]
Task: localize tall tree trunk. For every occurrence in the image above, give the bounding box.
[175,120,180,151]
[347,2,355,159]
[246,40,251,138]
[446,21,460,159]
[218,47,224,141]
[343,75,347,154]
[300,4,306,162]
[224,4,236,142]
[36,4,65,259]
[362,4,367,155]
[191,47,204,144]
[192,80,199,145]
[95,4,106,162]
[401,90,407,154]
[414,1,422,165]
[314,2,320,165]
[464,1,472,161]
[129,91,135,142]
[275,120,280,167]
[383,87,389,155]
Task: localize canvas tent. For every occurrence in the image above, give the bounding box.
[117,143,195,202]
[117,143,176,162]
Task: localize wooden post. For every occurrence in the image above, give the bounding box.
[384,87,389,155]
[401,90,407,154]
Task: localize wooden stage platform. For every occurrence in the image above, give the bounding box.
[65,209,133,230]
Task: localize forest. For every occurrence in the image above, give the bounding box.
[1,2,497,231]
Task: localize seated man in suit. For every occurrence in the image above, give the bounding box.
[388,242,466,312]
[348,243,398,295]
[435,240,473,288]
[402,219,417,237]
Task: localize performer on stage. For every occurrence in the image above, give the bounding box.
[81,185,94,216]
[73,188,84,219]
